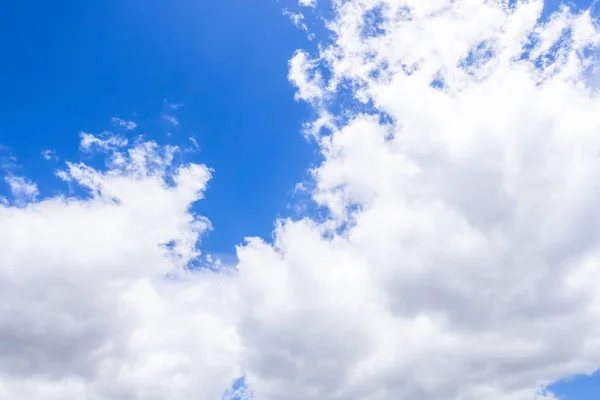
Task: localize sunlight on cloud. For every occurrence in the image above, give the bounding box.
[0,134,241,399]
[2,1,600,399]
[240,0,600,399]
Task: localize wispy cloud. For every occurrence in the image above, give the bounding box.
[5,176,38,202]
[298,0,316,7]
[163,98,184,110]
[110,117,137,131]
[162,114,179,126]
[41,149,58,161]
[0,147,19,172]
[188,136,200,151]
[283,10,314,40]
[79,131,128,152]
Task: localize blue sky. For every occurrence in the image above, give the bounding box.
[551,372,600,400]
[2,1,600,399]
[0,0,322,259]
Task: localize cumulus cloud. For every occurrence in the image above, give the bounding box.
[288,50,325,103]
[238,1,600,399]
[0,135,240,399]
[3,1,600,400]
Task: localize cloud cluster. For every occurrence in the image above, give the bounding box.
[0,135,240,400]
[3,1,600,399]
[242,0,600,399]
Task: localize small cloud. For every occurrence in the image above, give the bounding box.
[163,99,184,110]
[162,114,179,127]
[0,147,19,172]
[189,137,200,151]
[288,50,324,102]
[55,169,70,182]
[110,117,137,131]
[284,10,304,26]
[283,10,313,39]
[41,149,58,161]
[5,176,38,202]
[299,0,316,7]
[79,132,128,152]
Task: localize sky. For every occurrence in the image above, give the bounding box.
[1,0,600,399]
[0,0,318,259]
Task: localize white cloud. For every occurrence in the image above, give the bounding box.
[585,49,600,89]
[41,149,58,161]
[79,132,128,152]
[241,1,600,399]
[288,50,325,102]
[284,10,304,28]
[189,136,200,151]
[165,101,183,110]
[284,10,315,40]
[110,117,137,131]
[4,176,38,202]
[298,0,316,8]
[3,1,600,400]
[0,136,240,399]
[162,114,179,127]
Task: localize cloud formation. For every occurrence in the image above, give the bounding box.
[242,1,600,399]
[4,176,38,203]
[162,114,180,127]
[41,149,58,161]
[2,1,600,399]
[110,117,138,131]
[299,0,317,8]
[79,131,128,152]
[0,136,240,400]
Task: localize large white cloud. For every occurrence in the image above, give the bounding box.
[239,0,600,399]
[0,137,241,399]
[3,1,600,399]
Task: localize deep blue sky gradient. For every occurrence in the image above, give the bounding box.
[0,0,322,258]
